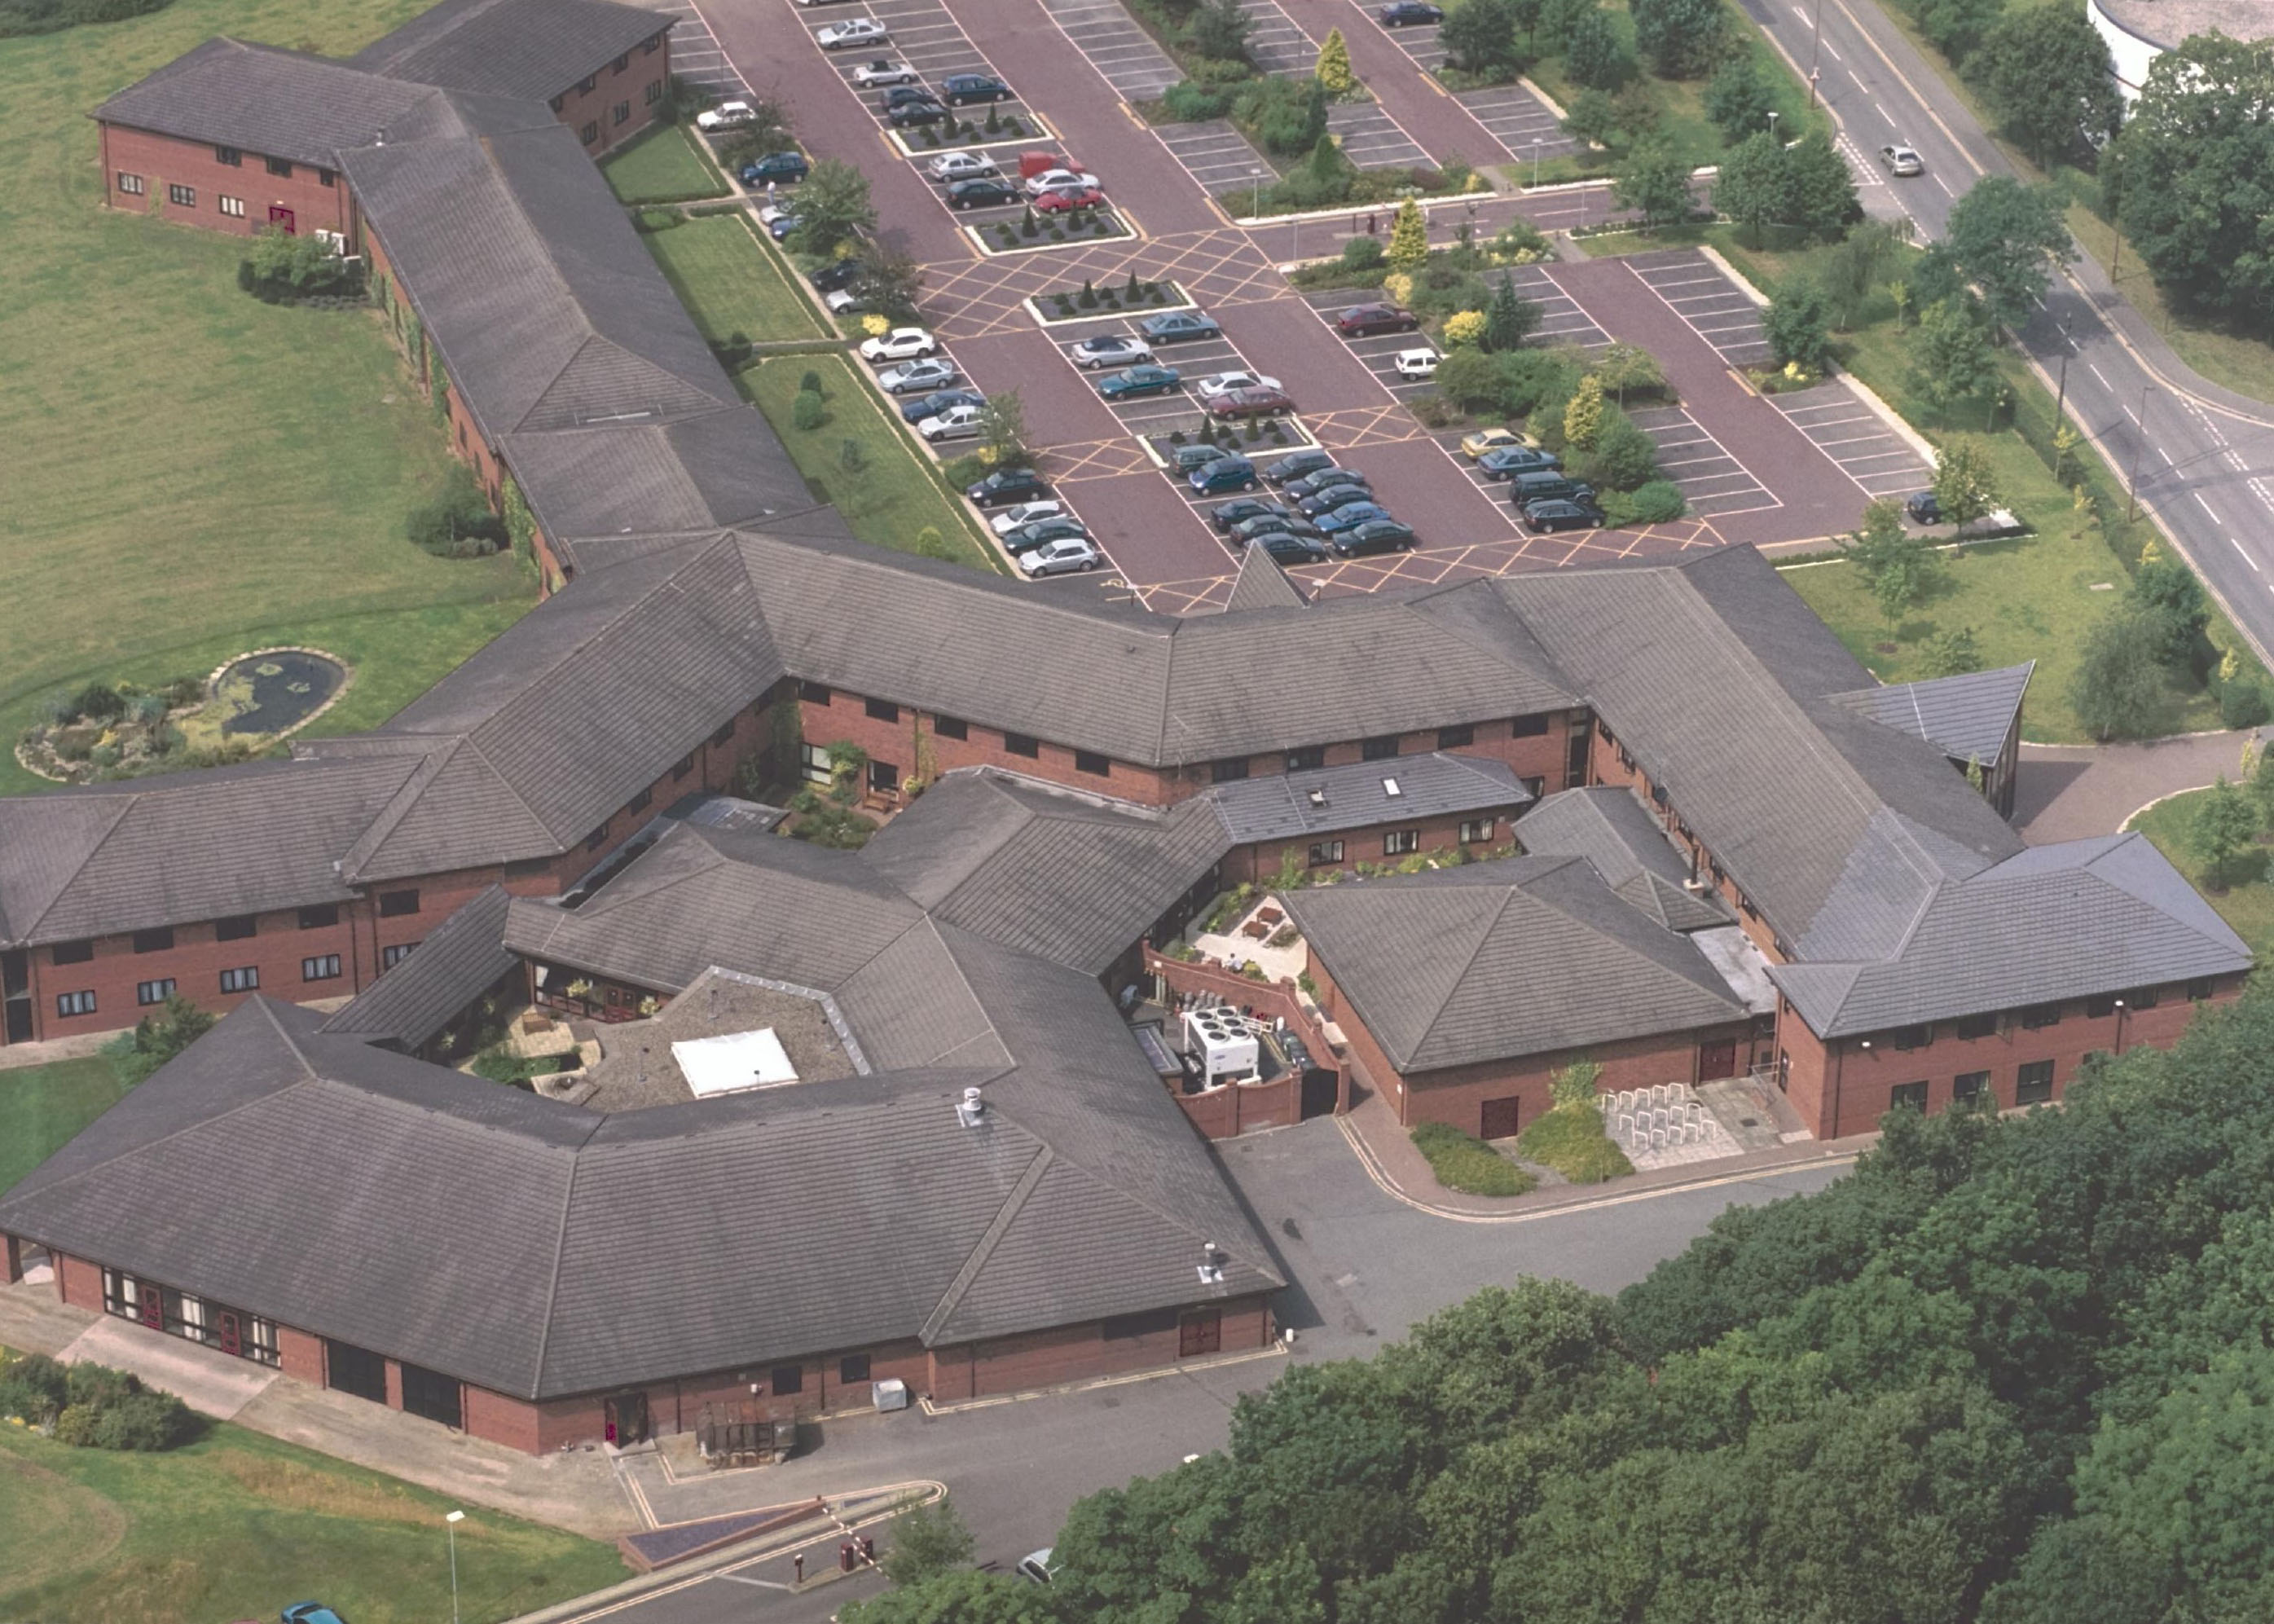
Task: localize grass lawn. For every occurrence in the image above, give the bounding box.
[739,356,1001,572]
[600,122,731,205]
[0,1412,627,1623]
[0,0,534,796]
[642,213,829,344]
[2130,790,2274,960]
[0,1056,137,1194]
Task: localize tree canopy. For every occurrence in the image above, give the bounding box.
[1945,175,2074,332]
[1972,4,2121,169]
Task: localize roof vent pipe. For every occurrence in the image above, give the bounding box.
[957,1086,986,1128]
[1198,1241,1225,1285]
[375,125,387,147]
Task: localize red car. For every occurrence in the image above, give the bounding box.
[1204,385,1295,419]
[1335,302,1419,337]
[1033,184,1104,213]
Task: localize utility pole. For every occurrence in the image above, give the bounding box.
[1807,0,1825,108]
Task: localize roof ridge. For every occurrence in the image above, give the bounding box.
[530,1130,590,1398]
[919,1143,1053,1344]
[13,794,137,942]
[339,740,462,881]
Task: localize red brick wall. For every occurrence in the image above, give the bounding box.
[929,1296,1273,1402]
[278,1326,325,1387]
[463,1384,542,1452]
[55,1251,102,1310]
[798,693,1177,807]
[1586,726,1783,958]
[551,33,672,156]
[99,124,358,241]
[1221,807,1519,886]
[1147,948,1345,1130]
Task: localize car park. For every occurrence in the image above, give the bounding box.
[1071,334,1153,369]
[928,152,999,182]
[1211,497,1288,530]
[1335,302,1420,337]
[948,177,1021,209]
[1880,143,1924,177]
[860,327,938,363]
[1476,445,1562,478]
[1189,456,1258,492]
[1139,310,1221,344]
[1204,385,1295,419]
[1023,166,1102,198]
[1020,538,1102,575]
[1233,513,1322,543]
[887,97,949,127]
[1251,532,1331,565]
[1522,500,1605,532]
[812,259,864,293]
[1285,467,1370,500]
[695,100,755,131]
[1171,442,1235,474]
[1032,184,1105,213]
[1510,471,1594,508]
[902,385,985,424]
[1904,491,1942,523]
[1194,370,1281,397]
[1331,519,1417,556]
[1393,348,1439,381]
[1458,426,1527,460]
[1099,364,1183,399]
[988,500,1065,533]
[943,73,1014,104]
[741,152,808,185]
[918,403,986,442]
[1265,447,1335,483]
[1315,500,1392,535]
[875,357,958,394]
[1001,516,1090,552]
[853,59,919,86]
[1378,1,1443,22]
[968,468,1049,507]
[816,18,888,48]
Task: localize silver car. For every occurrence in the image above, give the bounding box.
[876,358,959,394]
[1069,333,1152,370]
[928,152,999,182]
[1020,538,1100,576]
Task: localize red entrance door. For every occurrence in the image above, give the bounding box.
[217,1311,242,1358]
[267,205,296,234]
[1699,1040,1738,1081]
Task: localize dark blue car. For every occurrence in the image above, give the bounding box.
[901,386,986,425]
[1188,456,1257,493]
[740,152,808,185]
[1315,500,1392,535]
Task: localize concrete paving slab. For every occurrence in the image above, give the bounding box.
[57,1316,279,1419]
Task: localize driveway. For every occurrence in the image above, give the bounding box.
[2018,728,2266,842]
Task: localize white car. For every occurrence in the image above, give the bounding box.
[1393,348,1439,381]
[853,59,919,86]
[860,327,938,363]
[758,203,796,228]
[816,18,888,49]
[1069,333,1151,369]
[1879,143,1924,177]
[875,357,959,394]
[928,152,1000,183]
[1020,538,1102,576]
[989,500,1065,534]
[918,403,987,442]
[1193,370,1281,398]
[1023,166,1101,198]
[694,100,755,131]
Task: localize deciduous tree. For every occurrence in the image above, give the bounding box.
[2191,777,2262,890]
[1704,52,1775,143]
[1783,130,1863,240]
[1839,496,1945,623]
[1631,0,1725,77]
[1973,4,2121,169]
[1612,139,1692,231]
[1564,8,1625,89]
[1712,130,1790,244]
[1908,297,1999,417]
[1762,277,1830,372]
[1440,0,1524,80]
[1190,0,1255,62]
[1931,434,2000,528]
[790,159,877,256]
[1946,175,2074,333]
[2069,609,2167,740]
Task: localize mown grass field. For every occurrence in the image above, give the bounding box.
[600,122,730,204]
[642,212,829,343]
[2131,790,2274,961]
[0,0,534,795]
[0,1055,135,1194]
[0,1414,627,1624]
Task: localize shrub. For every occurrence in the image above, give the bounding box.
[1577,409,1660,490]
[406,465,508,558]
[1625,480,1688,523]
[1412,1121,1537,1198]
[1161,79,1234,120]
[1442,310,1487,347]
[792,389,826,431]
[31,1361,193,1450]
[91,1389,195,1450]
[238,225,363,303]
[0,1353,70,1425]
[115,993,216,1085]
[2220,680,2272,730]
[1340,235,1388,275]
[71,682,125,722]
[1515,1102,1634,1183]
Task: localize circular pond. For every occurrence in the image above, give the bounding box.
[214,650,346,736]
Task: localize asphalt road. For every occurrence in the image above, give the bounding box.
[1740,0,2274,671]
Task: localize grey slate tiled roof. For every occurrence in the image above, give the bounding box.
[1828,662,2034,768]
[319,884,519,1050]
[1206,752,1530,845]
[92,37,440,165]
[502,409,829,545]
[1218,546,1309,613]
[1515,786,1731,932]
[1283,856,1745,1073]
[350,0,671,102]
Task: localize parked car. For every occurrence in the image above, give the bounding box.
[1204,385,1295,419]
[1234,513,1322,544]
[694,100,755,131]
[1017,1550,1058,1586]
[988,500,1065,534]
[1316,500,1393,535]
[1522,499,1605,532]
[1071,333,1153,369]
[1099,364,1182,399]
[1189,456,1259,493]
[948,176,1021,209]
[878,83,938,109]
[860,327,938,363]
[1171,442,1236,473]
[1251,532,1330,565]
[943,73,1014,104]
[812,258,864,293]
[853,59,919,86]
[1510,471,1595,508]
[1211,496,1288,531]
[1378,1,1444,22]
[1194,370,1281,398]
[280,1607,349,1624]
[1285,466,1370,500]
[741,152,808,186]
[1476,444,1562,478]
[1021,538,1102,576]
[816,18,888,48]
[902,385,985,424]
[1032,184,1105,213]
[1335,302,1420,337]
[1023,165,1102,197]
[886,97,949,127]
[1393,348,1439,381]
[1296,484,1374,517]
[1001,516,1090,552]
[928,151,999,182]
[1880,143,1924,177]
[1458,426,1528,460]
[1905,491,1943,523]
[824,288,863,315]
[1265,447,1335,483]
[875,357,959,394]
[763,212,802,240]
[1138,310,1221,344]
[1331,518,1417,556]
[917,403,987,442]
[969,467,1049,507]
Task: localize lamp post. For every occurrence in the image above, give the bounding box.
[2052,316,2074,434]
[446,1509,466,1624]
[1767,109,1779,143]
[1806,0,1825,108]
[2126,384,2157,522]
[1532,137,1542,189]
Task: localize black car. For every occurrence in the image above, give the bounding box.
[1378,0,1443,22]
[1284,467,1370,500]
[878,84,935,108]
[1252,533,1330,565]
[1905,491,1943,524]
[1265,447,1335,484]
[812,259,864,293]
[1296,484,1375,518]
[887,98,950,127]
[900,386,986,425]
[1330,519,1417,557]
[1236,513,1324,544]
[948,177,1021,209]
[1211,497,1290,532]
[968,468,1049,508]
[942,73,1014,104]
[1522,500,1605,533]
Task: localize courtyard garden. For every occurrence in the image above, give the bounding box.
[599,121,729,205]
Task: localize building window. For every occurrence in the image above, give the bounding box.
[672,753,696,781]
[2127,986,2162,1010]
[2086,993,2117,1019]
[1520,775,1546,799]
[1510,713,1549,737]
[1437,724,1474,750]
[2016,1059,2055,1105]
[580,121,600,143]
[708,719,736,746]
[220,966,260,994]
[865,698,899,723]
[614,100,631,125]
[1211,757,1249,783]
[377,889,420,918]
[1286,745,1325,772]
[1954,1011,1996,1041]
[301,955,342,983]
[2188,977,2218,1001]
[578,73,597,91]
[266,156,292,177]
[801,743,833,784]
[505,856,552,879]
[869,759,900,794]
[839,1353,872,1384]
[934,715,968,741]
[215,144,242,165]
[382,942,417,969]
[1889,1024,1931,1050]
[645,78,664,103]
[246,1318,280,1367]
[588,820,615,852]
[628,787,653,814]
[216,914,257,941]
[1074,750,1111,777]
[1459,817,1495,844]
[1361,735,1400,762]
[102,1269,137,1318]
[136,979,176,1006]
[644,31,661,51]
[298,904,340,931]
[56,991,96,1018]
[130,926,174,954]
[614,52,631,71]
[166,183,196,207]
[1003,732,1040,758]
[550,93,565,112]
[1889,1080,1928,1112]
[801,681,831,705]
[770,1363,803,1395]
[1383,829,1420,856]
[1307,840,1344,868]
[117,172,145,195]
[1953,1070,1990,1104]
[318,168,335,187]
[51,940,93,966]
[2021,1002,2062,1030]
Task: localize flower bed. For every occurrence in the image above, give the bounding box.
[1143,416,1310,465]
[1412,1121,1537,1197]
[14,649,347,784]
[1031,275,1187,323]
[974,205,1131,253]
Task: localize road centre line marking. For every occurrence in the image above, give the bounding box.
[2197,491,2219,518]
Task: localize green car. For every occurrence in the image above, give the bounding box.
[1099,364,1182,400]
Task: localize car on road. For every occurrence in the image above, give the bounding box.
[1251,532,1331,565]
[943,73,1014,104]
[853,59,919,86]
[989,500,1065,533]
[1033,184,1105,213]
[948,177,1022,209]
[1265,447,1335,483]
[1331,518,1417,556]
[1171,442,1236,473]
[902,385,985,424]
[1138,310,1221,344]
[1205,385,1295,419]
[280,1606,348,1624]
[1070,333,1153,369]
[860,327,938,363]
[741,152,808,185]
[886,97,949,127]
[1190,456,1259,492]
[1233,512,1322,544]
[1880,143,1925,177]
[1099,363,1182,399]
[968,467,1049,507]
[918,403,987,442]
[1021,538,1102,575]
[1211,497,1288,530]
[875,357,958,394]
[812,258,864,293]
[1335,302,1421,337]
[1477,444,1562,478]
[1458,426,1530,460]
[694,100,755,131]
[1522,499,1605,532]
[1904,491,1943,524]
[928,152,999,182]
[1001,517,1089,553]
[816,18,888,48]
[1378,1,1443,22]
[1315,500,1392,535]
[1194,370,1281,398]
[1018,1549,1058,1586]
[1393,348,1439,381]
[1023,166,1102,197]
[1284,466,1370,500]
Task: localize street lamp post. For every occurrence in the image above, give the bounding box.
[2126,384,2157,522]
[1807,0,1825,108]
[446,1509,465,1624]
[2052,316,2074,434]
[1532,138,1542,189]
[1767,109,1779,143]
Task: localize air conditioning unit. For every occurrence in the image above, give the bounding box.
[1183,1008,1258,1086]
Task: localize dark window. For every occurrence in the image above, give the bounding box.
[586,823,610,852]
[1003,732,1040,758]
[1307,840,1344,868]
[628,788,653,813]
[136,979,175,1006]
[215,914,257,942]
[644,31,661,51]
[167,183,196,207]
[770,1363,803,1395]
[266,156,292,178]
[1649,781,1669,808]
[645,78,664,103]
[1954,1011,1997,1040]
[580,121,600,143]
[934,715,968,741]
[869,759,900,794]
[2188,977,2218,1001]
[1383,829,1419,856]
[672,753,695,781]
[50,940,93,966]
[709,719,735,746]
[800,744,832,785]
[298,904,340,931]
[325,1340,388,1403]
[1102,1306,1180,1340]
[318,169,334,187]
[801,681,831,705]
[382,942,416,969]
[55,990,96,1017]
[1889,1080,1928,1112]
[2021,1002,2063,1030]
[220,966,259,993]
[1459,816,1495,844]
[1211,757,1250,783]
[1510,713,1549,737]
[614,99,631,125]
[214,144,241,165]
[578,74,597,91]
[377,889,420,918]
[1888,1024,1931,1050]
[1361,735,1400,761]
[132,927,174,954]
[1953,1070,1990,1103]
[399,1362,462,1428]
[2016,1060,2055,1105]
[505,856,552,879]
[2086,993,2117,1019]
[1520,775,1546,799]
[865,698,899,722]
[613,51,631,70]
[301,954,342,982]
[1074,750,1111,777]
[2127,986,2162,1010]
[550,94,565,112]
[1286,745,1325,772]
[838,1353,872,1384]
[1437,724,1475,749]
